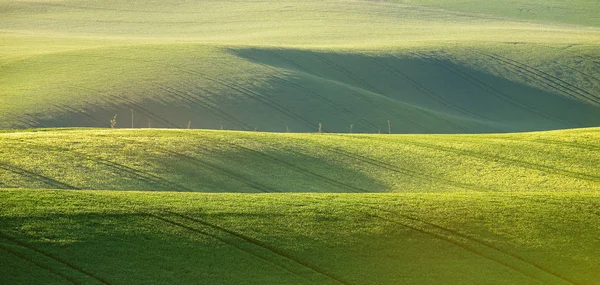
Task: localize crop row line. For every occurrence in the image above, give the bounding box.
[358,203,576,285]
[0,232,110,284]
[410,51,574,127]
[397,139,600,182]
[148,212,346,284]
[0,244,78,285]
[256,49,432,132]
[474,50,600,106]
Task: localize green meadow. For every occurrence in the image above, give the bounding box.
[1,0,600,284]
[1,0,599,132]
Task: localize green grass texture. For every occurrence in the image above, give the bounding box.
[1,190,599,284]
[1,128,598,192]
[1,0,599,132]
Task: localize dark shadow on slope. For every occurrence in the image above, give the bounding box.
[0,136,387,193]
[16,47,600,134]
[230,47,600,133]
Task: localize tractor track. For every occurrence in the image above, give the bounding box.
[0,232,111,285]
[253,50,431,132]
[148,212,346,284]
[228,51,378,131]
[5,142,194,192]
[398,139,600,182]
[410,51,575,127]
[358,203,577,285]
[370,55,494,124]
[0,162,78,190]
[319,143,484,191]
[59,53,318,131]
[158,81,253,130]
[0,244,78,285]
[474,50,600,105]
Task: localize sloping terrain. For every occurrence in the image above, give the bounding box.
[1,0,599,132]
[0,128,598,192]
[1,190,599,284]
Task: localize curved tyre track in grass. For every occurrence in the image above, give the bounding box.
[217,140,368,193]
[6,142,194,192]
[251,50,432,132]
[398,139,600,182]
[0,245,78,285]
[232,50,379,130]
[0,162,78,190]
[410,52,575,127]
[369,55,496,125]
[474,50,600,105]
[68,84,181,128]
[303,51,469,132]
[60,53,318,131]
[0,232,111,285]
[148,212,346,285]
[357,203,577,285]
[157,82,253,131]
[319,144,485,191]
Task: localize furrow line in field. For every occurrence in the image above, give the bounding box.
[322,145,484,191]
[163,66,318,132]
[0,162,78,190]
[271,74,380,130]
[370,55,495,124]
[106,94,181,128]
[263,50,313,74]
[362,212,547,283]
[401,140,600,182]
[160,82,253,130]
[147,213,342,285]
[0,232,110,285]
[61,53,317,131]
[0,245,78,285]
[222,141,367,193]
[309,52,384,95]
[163,211,349,285]
[159,148,279,193]
[11,141,193,192]
[264,51,430,132]
[234,51,379,131]
[69,84,181,128]
[475,50,600,105]
[411,51,574,127]
[51,103,108,128]
[360,204,576,285]
[561,64,600,84]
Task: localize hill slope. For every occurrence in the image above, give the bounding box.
[1,190,599,284]
[1,128,598,192]
[1,0,599,132]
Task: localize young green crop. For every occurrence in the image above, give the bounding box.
[0,128,598,192]
[1,190,599,284]
[1,0,599,132]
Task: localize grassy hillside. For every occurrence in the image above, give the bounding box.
[1,0,599,132]
[0,128,598,192]
[1,190,599,284]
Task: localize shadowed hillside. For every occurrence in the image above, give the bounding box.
[1,0,599,133]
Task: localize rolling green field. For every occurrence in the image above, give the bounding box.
[2,190,600,285]
[0,128,599,192]
[2,0,600,284]
[1,0,600,132]
[1,128,599,284]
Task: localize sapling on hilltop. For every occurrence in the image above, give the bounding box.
[110,114,117,128]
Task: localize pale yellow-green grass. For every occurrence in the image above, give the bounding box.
[1,127,598,192]
[1,0,599,132]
